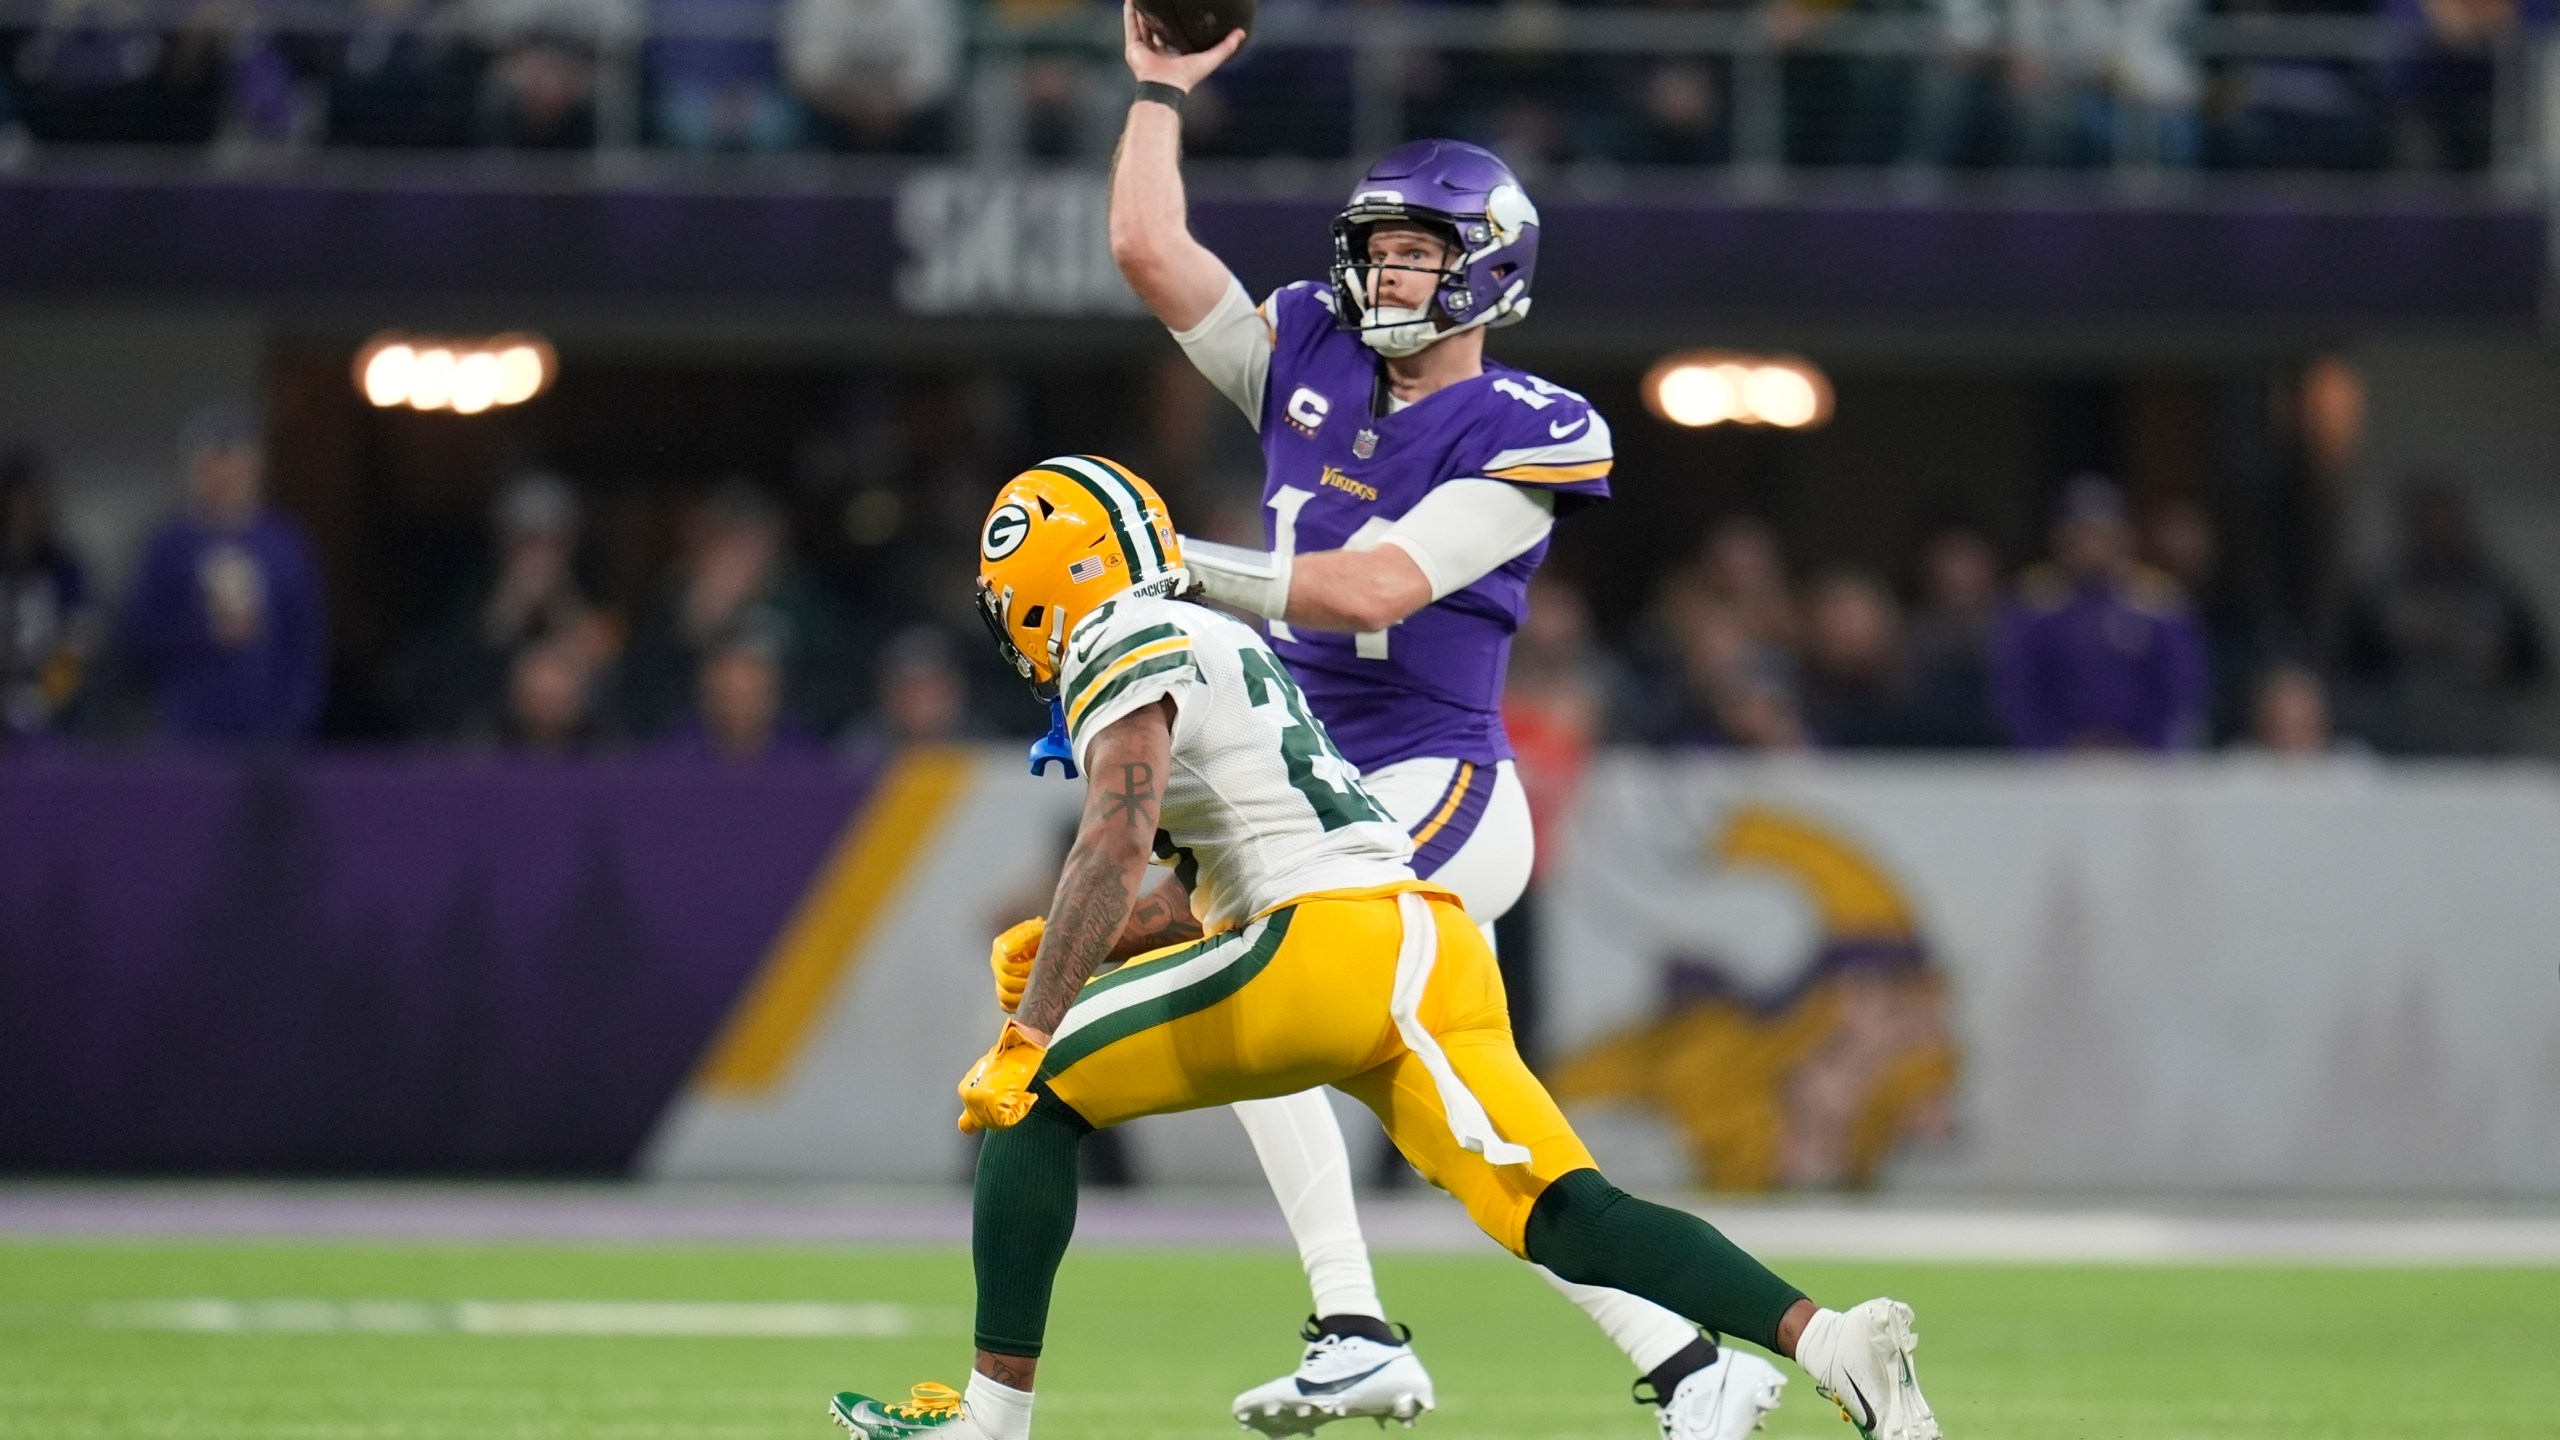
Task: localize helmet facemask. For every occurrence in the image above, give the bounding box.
[1328,161,1539,357]
[1331,212,1466,359]
[974,578,1066,703]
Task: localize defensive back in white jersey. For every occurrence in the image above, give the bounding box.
[1059,591,1418,933]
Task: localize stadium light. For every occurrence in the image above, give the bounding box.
[493,337,551,405]
[1744,360,1827,428]
[354,332,557,414]
[449,352,502,415]
[1643,351,1833,430]
[361,344,416,408]
[408,348,457,411]
[1654,362,1742,427]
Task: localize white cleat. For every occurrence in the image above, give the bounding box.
[1652,1347,1788,1440]
[1232,1326,1436,1437]
[1794,1300,1941,1440]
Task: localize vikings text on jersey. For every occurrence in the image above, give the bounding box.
[1185,279,1614,773]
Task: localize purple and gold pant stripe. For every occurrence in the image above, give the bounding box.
[1407,761,1494,879]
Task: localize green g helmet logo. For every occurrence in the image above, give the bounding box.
[982,503,1031,561]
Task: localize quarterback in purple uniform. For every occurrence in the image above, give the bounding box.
[1104,11,1789,1440]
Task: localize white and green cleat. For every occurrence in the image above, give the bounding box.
[1794,1300,1941,1440]
[830,1384,995,1440]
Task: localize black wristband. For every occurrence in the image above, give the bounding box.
[1134,80,1188,113]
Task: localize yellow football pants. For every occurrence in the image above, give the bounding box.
[1037,886,1597,1256]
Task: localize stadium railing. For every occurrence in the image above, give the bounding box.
[0,0,2548,195]
[978,6,2552,191]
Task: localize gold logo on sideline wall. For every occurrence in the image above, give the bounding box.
[1551,806,1960,1193]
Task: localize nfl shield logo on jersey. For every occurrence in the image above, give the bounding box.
[1352,428,1379,460]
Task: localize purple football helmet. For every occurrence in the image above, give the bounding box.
[1329,139,1541,357]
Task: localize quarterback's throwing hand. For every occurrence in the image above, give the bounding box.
[958,1023,1048,1134]
[989,916,1043,1013]
[1123,0,1244,90]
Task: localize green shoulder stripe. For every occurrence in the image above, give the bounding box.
[1069,650,1199,734]
[1063,622,1188,712]
[1040,908,1296,1078]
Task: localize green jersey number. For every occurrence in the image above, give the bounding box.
[1237,649,1391,831]
[1068,600,1118,668]
[1153,829,1200,891]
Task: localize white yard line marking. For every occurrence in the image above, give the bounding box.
[86,1299,960,1337]
[8,1186,2559,1264]
[1355,1198,2560,1265]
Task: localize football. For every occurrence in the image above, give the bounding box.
[1135,0,1254,56]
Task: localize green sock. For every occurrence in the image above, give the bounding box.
[1521,1169,1807,1353]
[971,1088,1090,1357]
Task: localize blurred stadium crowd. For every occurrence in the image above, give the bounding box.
[2,399,2543,765]
[0,0,2536,172]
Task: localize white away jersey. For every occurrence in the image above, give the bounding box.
[1059,592,1416,932]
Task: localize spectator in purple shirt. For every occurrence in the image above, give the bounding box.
[1992,473,2208,752]
[120,406,327,744]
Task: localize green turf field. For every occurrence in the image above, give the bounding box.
[0,1240,2548,1440]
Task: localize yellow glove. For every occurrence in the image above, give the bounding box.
[989,917,1043,1013]
[957,1022,1048,1134]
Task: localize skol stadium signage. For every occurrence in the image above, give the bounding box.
[893,170,1149,318]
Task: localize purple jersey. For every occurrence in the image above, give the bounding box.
[1255,281,1612,772]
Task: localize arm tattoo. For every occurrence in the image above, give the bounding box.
[1017,846,1132,1037]
[1111,886,1203,962]
[1013,737,1167,1030]
[1017,715,1170,1037]
[1100,762,1155,828]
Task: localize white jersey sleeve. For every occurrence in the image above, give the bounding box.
[1059,595,1208,775]
[1378,479,1556,602]
[1061,594,1415,932]
[1168,275,1277,430]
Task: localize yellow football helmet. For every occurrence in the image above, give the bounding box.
[976,454,1186,699]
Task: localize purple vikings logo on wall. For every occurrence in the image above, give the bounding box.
[1553,805,1960,1192]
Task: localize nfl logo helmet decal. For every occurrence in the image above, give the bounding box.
[1353,428,1379,460]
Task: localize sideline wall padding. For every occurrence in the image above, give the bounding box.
[0,753,874,1173]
